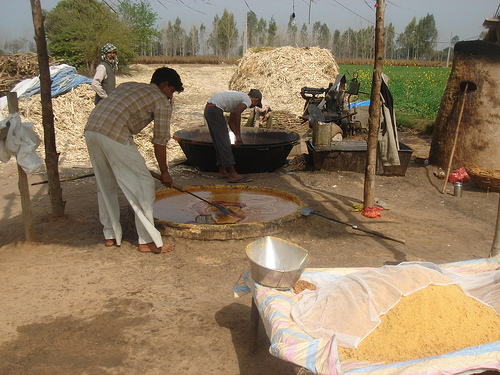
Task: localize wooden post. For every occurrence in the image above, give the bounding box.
[30,0,66,217]
[7,93,35,242]
[490,194,500,259]
[249,297,259,355]
[363,0,386,208]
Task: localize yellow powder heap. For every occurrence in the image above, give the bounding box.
[338,284,500,364]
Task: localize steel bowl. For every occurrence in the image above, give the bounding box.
[246,236,310,289]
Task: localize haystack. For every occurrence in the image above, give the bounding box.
[229,46,340,116]
[0,53,57,96]
[2,82,185,170]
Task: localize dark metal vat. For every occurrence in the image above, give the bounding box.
[173,127,300,173]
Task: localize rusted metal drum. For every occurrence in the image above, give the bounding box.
[154,185,304,240]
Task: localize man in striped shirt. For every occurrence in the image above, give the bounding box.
[85,67,183,254]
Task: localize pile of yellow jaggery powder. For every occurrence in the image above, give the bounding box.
[337,284,500,363]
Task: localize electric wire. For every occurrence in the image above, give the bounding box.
[101,0,117,13]
[328,0,375,25]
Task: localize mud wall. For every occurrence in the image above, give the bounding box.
[429,41,500,170]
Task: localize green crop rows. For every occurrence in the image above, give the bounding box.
[339,64,451,127]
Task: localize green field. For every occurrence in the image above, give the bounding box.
[339,64,451,130]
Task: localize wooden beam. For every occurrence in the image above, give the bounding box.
[30,0,66,217]
[363,0,386,208]
[490,194,500,259]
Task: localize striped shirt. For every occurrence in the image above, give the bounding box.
[85,82,172,145]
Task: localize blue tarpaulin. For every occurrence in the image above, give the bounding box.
[351,100,370,107]
[0,64,92,119]
[23,64,92,98]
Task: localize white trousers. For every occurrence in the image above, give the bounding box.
[85,131,163,247]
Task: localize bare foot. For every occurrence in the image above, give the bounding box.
[105,239,116,247]
[138,242,175,254]
[218,167,229,179]
[159,243,175,253]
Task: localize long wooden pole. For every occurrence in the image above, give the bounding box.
[30,0,66,217]
[490,194,500,259]
[8,93,35,241]
[363,0,386,208]
[441,84,468,194]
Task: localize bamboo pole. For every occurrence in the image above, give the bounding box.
[7,93,35,241]
[363,0,386,208]
[30,0,66,217]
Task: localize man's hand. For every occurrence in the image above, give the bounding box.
[228,102,247,146]
[235,134,243,147]
[160,170,173,188]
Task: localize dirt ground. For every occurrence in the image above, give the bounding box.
[1,64,499,375]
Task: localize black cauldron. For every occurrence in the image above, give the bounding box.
[173,127,300,173]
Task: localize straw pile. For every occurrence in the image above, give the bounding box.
[0,53,57,96]
[9,84,95,167]
[4,83,185,169]
[229,46,340,116]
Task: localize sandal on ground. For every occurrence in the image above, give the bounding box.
[227,176,252,183]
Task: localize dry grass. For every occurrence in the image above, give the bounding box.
[0,53,58,96]
[8,82,187,170]
[2,51,341,171]
[2,63,236,171]
[229,46,339,115]
[133,55,238,65]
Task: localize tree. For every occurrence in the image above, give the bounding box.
[299,23,308,47]
[385,23,396,59]
[45,0,135,72]
[215,9,239,59]
[256,17,267,46]
[397,17,417,59]
[312,21,321,45]
[246,12,258,47]
[337,28,347,58]
[208,14,221,56]
[199,24,207,55]
[188,25,199,56]
[3,38,34,53]
[332,29,340,56]
[268,17,278,46]
[3,39,25,54]
[317,23,331,49]
[339,28,356,58]
[359,26,375,59]
[163,18,186,56]
[416,14,438,59]
[118,0,159,56]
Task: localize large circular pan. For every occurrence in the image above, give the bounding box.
[154,185,304,240]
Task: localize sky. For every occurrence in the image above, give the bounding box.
[1,0,499,48]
